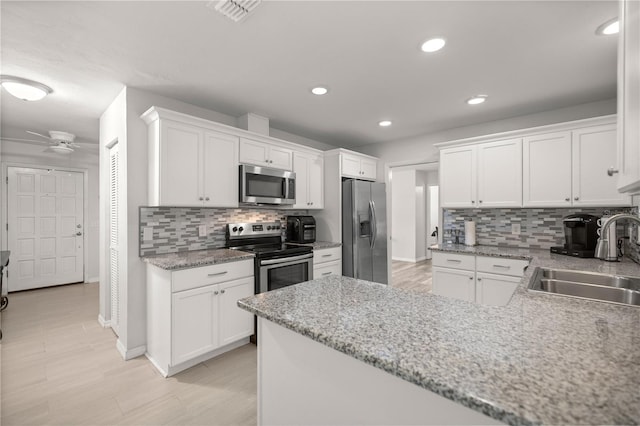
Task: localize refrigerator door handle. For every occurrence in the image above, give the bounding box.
[369,200,377,249]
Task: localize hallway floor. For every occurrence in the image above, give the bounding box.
[391,259,433,293]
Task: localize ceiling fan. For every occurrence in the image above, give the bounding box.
[5,130,97,154]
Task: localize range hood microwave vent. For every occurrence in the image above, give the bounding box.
[208,0,261,22]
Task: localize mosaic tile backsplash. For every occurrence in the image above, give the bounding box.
[139,207,308,256]
[443,207,635,250]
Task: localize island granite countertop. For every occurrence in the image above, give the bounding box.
[142,248,254,270]
[238,246,640,425]
[289,241,342,250]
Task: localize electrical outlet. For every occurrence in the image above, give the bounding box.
[198,224,207,237]
[511,223,521,235]
[143,227,153,241]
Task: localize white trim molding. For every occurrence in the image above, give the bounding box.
[116,339,146,360]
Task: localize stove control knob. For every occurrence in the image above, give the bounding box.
[238,226,244,232]
[232,226,238,232]
[267,226,272,230]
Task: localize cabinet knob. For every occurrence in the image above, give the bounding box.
[205,197,210,201]
[199,197,204,201]
[479,200,483,204]
[477,278,482,281]
[469,276,473,280]
[471,200,475,204]
[220,289,225,294]
[607,168,619,176]
[565,197,570,202]
[310,202,313,205]
[214,291,219,295]
[574,197,579,201]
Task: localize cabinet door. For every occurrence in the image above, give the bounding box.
[439,146,477,208]
[313,260,342,279]
[239,138,269,166]
[523,131,572,207]
[160,120,203,206]
[218,277,254,346]
[432,267,475,302]
[203,132,239,207]
[572,125,630,206]
[360,158,377,180]
[269,146,293,170]
[293,152,310,208]
[172,285,217,365]
[617,0,640,193]
[475,272,520,306]
[341,154,362,178]
[477,139,522,207]
[308,154,324,208]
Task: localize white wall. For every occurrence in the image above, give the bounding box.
[391,169,416,262]
[0,139,100,282]
[415,171,428,260]
[356,98,616,164]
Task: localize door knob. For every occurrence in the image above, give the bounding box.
[607,168,619,176]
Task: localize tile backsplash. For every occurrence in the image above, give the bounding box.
[443,207,635,250]
[139,206,308,256]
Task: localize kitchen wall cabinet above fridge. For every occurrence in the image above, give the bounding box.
[141,107,325,208]
[437,116,630,209]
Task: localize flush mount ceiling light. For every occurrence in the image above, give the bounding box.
[0,75,53,101]
[378,120,392,127]
[596,18,619,35]
[311,86,329,96]
[420,37,446,53]
[466,95,488,105]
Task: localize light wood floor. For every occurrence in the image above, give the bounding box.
[1,282,257,426]
[391,259,433,294]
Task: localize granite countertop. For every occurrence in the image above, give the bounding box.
[290,241,342,250]
[239,246,640,425]
[142,248,254,270]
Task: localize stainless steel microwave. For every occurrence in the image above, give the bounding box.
[239,164,296,205]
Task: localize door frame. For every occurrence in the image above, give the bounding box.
[1,161,90,284]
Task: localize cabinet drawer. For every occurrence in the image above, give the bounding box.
[313,260,341,279]
[314,247,342,265]
[172,259,254,292]
[432,252,475,270]
[476,256,529,277]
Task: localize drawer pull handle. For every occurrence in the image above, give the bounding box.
[447,259,462,263]
[208,271,228,277]
[321,254,332,257]
[492,264,511,269]
[322,272,332,276]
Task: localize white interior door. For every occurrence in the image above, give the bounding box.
[7,167,84,291]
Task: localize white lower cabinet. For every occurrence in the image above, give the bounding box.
[313,246,342,279]
[147,260,254,377]
[432,252,528,306]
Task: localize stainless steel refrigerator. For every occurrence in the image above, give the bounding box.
[342,179,388,284]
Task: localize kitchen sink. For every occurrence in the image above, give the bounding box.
[528,267,640,307]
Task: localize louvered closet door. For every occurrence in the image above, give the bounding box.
[7,167,84,291]
[109,144,120,334]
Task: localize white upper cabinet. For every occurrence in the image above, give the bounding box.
[240,138,293,170]
[617,0,640,193]
[150,118,239,207]
[341,153,377,180]
[477,138,522,207]
[523,131,573,207]
[440,145,477,208]
[293,151,324,209]
[572,124,629,206]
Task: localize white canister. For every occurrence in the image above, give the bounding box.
[464,220,477,246]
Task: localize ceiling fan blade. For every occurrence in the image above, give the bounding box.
[2,137,50,145]
[26,130,53,140]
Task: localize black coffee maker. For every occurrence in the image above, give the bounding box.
[550,214,599,258]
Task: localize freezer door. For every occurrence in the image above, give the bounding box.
[370,182,388,284]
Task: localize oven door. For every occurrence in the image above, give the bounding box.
[258,253,313,293]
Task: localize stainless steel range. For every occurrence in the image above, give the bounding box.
[226,221,313,294]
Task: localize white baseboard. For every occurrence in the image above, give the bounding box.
[116,339,147,360]
[86,276,99,283]
[393,256,428,263]
[97,314,110,328]
[415,256,427,262]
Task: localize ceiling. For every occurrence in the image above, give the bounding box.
[0,1,618,149]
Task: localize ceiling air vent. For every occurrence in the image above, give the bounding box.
[208,0,261,22]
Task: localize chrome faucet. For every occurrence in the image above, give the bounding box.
[594,213,640,261]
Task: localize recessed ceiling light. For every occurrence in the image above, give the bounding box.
[467,95,487,105]
[311,86,329,96]
[0,75,52,101]
[378,120,392,127]
[421,38,446,53]
[596,18,619,35]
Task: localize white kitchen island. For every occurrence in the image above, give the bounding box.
[238,251,640,426]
